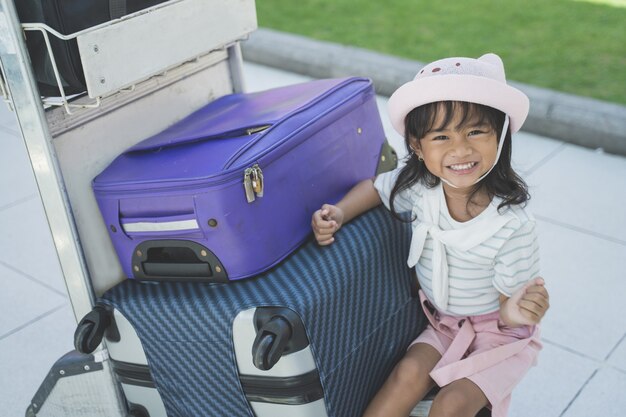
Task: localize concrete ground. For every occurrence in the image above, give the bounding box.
[1,62,625,417]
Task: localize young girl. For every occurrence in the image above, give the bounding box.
[311,53,549,417]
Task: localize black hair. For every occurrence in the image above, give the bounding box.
[389,101,529,221]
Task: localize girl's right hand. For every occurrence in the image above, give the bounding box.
[500,277,549,327]
[311,204,344,245]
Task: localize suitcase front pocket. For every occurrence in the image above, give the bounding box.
[131,240,228,282]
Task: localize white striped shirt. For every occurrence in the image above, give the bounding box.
[374,168,540,316]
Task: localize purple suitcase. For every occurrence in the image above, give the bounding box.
[93,77,386,282]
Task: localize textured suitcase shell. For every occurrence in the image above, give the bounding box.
[93,77,386,281]
[99,207,424,417]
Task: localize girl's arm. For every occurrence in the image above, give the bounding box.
[336,178,382,224]
[499,277,550,327]
[494,220,547,327]
[312,178,382,245]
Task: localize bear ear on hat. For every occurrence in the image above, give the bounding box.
[479,53,504,68]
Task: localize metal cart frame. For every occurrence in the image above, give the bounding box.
[0,1,256,415]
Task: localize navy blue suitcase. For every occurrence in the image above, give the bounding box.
[79,207,424,417]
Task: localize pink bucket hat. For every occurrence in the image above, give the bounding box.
[388,53,529,136]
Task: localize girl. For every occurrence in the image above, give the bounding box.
[311,53,549,417]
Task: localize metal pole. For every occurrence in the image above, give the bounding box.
[0,0,95,322]
[228,42,246,93]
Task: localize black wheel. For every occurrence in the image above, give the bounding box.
[252,333,275,370]
[74,321,96,354]
[128,407,149,417]
[74,306,111,354]
[127,402,150,417]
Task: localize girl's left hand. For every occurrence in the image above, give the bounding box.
[500,277,550,327]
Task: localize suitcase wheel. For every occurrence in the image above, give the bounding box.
[127,404,150,417]
[252,307,310,371]
[74,306,111,354]
[252,317,292,371]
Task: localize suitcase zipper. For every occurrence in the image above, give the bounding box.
[246,125,271,135]
[243,164,264,203]
[95,79,371,194]
[222,78,370,170]
[95,163,255,194]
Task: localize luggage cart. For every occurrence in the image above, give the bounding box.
[0,1,256,415]
[1,1,482,415]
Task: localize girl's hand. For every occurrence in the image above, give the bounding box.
[499,277,550,327]
[311,204,345,245]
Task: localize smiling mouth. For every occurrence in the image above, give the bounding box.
[447,162,478,171]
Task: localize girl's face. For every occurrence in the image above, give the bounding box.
[412,105,498,191]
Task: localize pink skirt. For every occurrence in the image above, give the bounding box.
[410,291,542,417]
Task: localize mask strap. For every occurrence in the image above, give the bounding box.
[440,115,509,189]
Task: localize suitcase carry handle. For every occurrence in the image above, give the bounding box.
[132,240,228,282]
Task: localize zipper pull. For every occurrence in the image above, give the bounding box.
[253,164,264,197]
[246,125,271,135]
[244,167,255,203]
[251,169,259,193]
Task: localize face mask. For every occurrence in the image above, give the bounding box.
[439,115,510,189]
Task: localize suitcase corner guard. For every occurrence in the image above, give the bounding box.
[131,240,228,282]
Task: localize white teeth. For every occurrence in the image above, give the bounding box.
[449,162,476,171]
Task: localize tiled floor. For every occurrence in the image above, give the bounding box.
[0,62,625,417]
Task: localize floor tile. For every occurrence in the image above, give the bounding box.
[510,342,597,417]
[0,130,39,208]
[0,263,67,337]
[537,219,626,360]
[0,199,66,294]
[244,62,312,92]
[0,304,76,417]
[0,104,19,134]
[511,131,565,175]
[527,144,626,243]
[0,122,20,138]
[607,334,626,372]
[562,367,626,417]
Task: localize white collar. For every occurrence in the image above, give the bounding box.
[408,184,516,310]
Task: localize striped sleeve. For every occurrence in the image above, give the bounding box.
[493,219,540,297]
[373,167,415,213]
